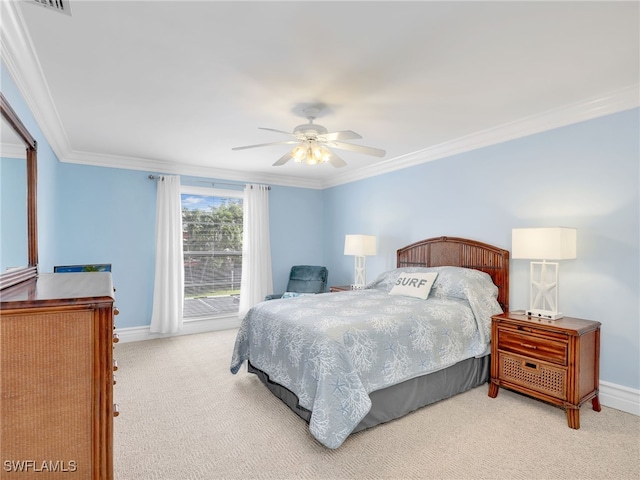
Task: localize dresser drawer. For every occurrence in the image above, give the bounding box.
[499,353,567,400]
[497,328,567,365]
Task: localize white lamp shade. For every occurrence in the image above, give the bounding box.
[512,227,577,260]
[344,235,377,257]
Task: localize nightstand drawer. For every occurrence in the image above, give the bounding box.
[499,353,567,400]
[497,328,567,365]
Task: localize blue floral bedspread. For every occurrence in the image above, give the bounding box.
[230,267,502,448]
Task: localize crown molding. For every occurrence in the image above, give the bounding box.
[3,0,637,191]
[321,84,640,189]
[62,149,325,189]
[0,142,26,159]
[0,0,72,161]
[33,83,640,191]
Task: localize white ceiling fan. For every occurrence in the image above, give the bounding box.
[232,107,386,168]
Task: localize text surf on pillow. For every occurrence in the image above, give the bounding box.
[389,272,438,299]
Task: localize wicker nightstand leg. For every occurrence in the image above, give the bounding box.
[567,407,580,429]
[488,382,499,398]
[592,395,602,412]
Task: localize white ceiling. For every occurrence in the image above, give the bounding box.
[2,0,639,188]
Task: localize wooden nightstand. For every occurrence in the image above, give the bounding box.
[488,311,601,429]
[329,285,352,292]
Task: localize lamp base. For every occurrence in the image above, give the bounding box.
[526,309,565,320]
[350,284,365,290]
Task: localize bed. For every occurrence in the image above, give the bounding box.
[230,236,509,448]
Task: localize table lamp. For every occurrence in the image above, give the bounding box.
[344,234,376,288]
[512,227,576,320]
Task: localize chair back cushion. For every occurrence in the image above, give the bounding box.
[286,265,328,294]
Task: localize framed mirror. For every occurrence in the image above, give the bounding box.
[0,92,38,290]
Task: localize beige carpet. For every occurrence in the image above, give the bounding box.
[114,328,639,480]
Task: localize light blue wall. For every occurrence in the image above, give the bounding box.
[323,109,640,390]
[269,186,325,294]
[54,164,157,329]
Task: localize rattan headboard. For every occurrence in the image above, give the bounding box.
[397,236,510,312]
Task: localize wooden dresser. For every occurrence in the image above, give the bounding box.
[488,311,601,429]
[0,273,116,479]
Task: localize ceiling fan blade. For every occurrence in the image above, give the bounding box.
[232,140,298,151]
[258,127,296,136]
[327,152,347,168]
[273,150,294,166]
[327,141,386,157]
[321,130,362,141]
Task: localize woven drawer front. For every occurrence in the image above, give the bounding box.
[499,354,566,400]
[1,310,93,478]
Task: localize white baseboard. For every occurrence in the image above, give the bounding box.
[115,322,640,418]
[599,381,640,416]
[115,316,241,343]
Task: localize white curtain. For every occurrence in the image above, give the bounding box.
[238,184,273,318]
[150,175,184,333]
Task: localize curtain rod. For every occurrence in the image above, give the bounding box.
[148,175,270,190]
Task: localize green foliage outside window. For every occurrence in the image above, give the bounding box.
[182,198,243,298]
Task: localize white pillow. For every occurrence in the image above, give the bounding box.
[389,272,438,300]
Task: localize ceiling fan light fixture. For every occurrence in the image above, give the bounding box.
[310,142,323,160]
[305,146,318,166]
[320,146,332,163]
[292,145,306,163]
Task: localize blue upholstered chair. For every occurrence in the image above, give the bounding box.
[265,265,329,300]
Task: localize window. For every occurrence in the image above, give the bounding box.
[181,186,243,319]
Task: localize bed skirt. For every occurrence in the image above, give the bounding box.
[247,354,490,435]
